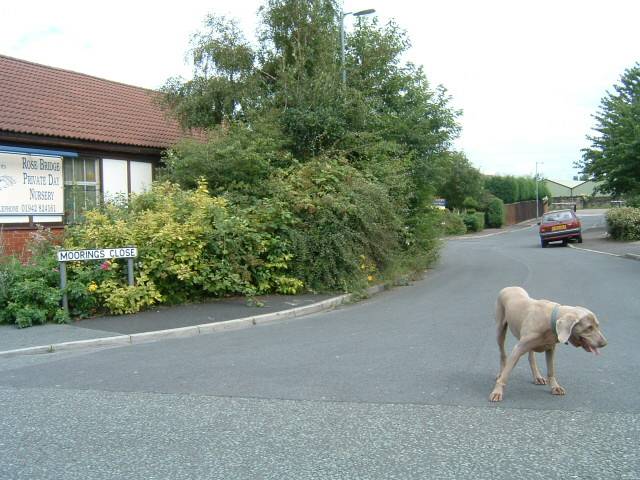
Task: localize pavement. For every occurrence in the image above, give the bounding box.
[1,208,637,358]
[0,292,353,358]
[570,213,640,259]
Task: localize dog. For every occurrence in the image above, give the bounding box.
[489,286,607,402]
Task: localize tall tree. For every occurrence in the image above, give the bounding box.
[434,152,483,210]
[579,63,640,198]
[161,15,256,128]
[161,0,462,203]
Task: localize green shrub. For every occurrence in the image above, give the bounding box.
[463,212,485,232]
[268,159,404,291]
[435,209,466,236]
[626,196,640,208]
[606,207,640,240]
[485,197,505,228]
[0,233,68,328]
[64,180,303,315]
[463,196,481,211]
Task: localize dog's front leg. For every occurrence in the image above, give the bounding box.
[528,352,547,385]
[490,339,532,402]
[545,347,566,395]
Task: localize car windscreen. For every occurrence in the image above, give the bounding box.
[543,211,574,222]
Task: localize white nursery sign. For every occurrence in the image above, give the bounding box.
[0,152,63,215]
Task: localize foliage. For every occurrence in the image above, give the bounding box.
[0,231,67,328]
[161,1,461,198]
[579,63,640,198]
[606,207,640,241]
[64,181,303,314]
[268,159,404,291]
[484,175,549,204]
[485,196,505,228]
[161,15,256,127]
[434,209,466,236]
[160,117,292,196]
[463,212,485,233]
[433,152,483,210]
[463,196,481,211]
[157,0,464,293]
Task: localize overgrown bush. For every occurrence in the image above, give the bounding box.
[435,209,466,236]
[0,230,67,328]
[463,212,485,232]
[64,180,303,314]
[268,159,405,291]
[606,207,640,240]
[463,196,481,211]
[485,197,505,228]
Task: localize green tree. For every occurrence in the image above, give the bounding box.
[435,152,483,210]
[578,63,640,198]
[161,15,257,128]
[159,0,462,290]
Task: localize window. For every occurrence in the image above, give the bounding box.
[64,157,100,223]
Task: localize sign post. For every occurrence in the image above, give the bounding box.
[57,247,138,314]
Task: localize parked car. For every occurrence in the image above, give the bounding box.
[538,209,582,248]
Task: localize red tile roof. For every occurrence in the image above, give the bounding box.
[0,54,199,149]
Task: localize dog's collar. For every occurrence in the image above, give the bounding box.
[550,304,561,340]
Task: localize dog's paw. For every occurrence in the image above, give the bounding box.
[489,390,503,402]
[551,385,566,396]
[533,376,547,385]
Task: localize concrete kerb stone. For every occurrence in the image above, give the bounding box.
[53,335,131,352]
[129,325,200,344]
[568,243,640,261]
[0,288,385,359]
[0,345,53,358]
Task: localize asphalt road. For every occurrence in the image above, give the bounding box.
[1,213,638,479]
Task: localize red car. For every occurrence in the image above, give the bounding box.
[539,209,582,247]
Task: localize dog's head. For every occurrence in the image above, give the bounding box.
[556,308,607,355]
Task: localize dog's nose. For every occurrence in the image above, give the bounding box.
[598,336,608,348]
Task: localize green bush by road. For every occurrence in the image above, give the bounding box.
[606,207,640,241]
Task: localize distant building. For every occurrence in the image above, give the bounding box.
[0,54,201,255]
[544,178,609,210]
[544,179,606,198]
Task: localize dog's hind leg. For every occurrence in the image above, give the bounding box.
[528,352,547,385]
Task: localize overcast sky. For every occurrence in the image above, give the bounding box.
[1,0,638,180]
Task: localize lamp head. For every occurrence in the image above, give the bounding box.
[353,8,376,16]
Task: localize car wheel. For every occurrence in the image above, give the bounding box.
[577,235,583,243]
[562,239,568,247]
[541,240,548,248]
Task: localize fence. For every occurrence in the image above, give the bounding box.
[504,199,546,225]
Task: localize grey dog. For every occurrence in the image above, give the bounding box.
[490,286,607,402]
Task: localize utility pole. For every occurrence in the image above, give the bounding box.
[535,161,544,219]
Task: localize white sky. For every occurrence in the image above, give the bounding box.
[1,0,638,181]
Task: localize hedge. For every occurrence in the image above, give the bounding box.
[606,207,640,240]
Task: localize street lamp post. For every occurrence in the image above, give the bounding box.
[535,161,544,219]
[340,8,376,84]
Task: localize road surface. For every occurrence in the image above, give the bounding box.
[1,213,638,479]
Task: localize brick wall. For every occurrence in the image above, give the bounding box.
[1,227,64,260]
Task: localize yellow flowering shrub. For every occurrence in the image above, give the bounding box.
[64,180,302,315]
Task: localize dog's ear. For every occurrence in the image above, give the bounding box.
[556,313,580,344]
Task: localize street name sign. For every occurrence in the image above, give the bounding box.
[57,247,138,262]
